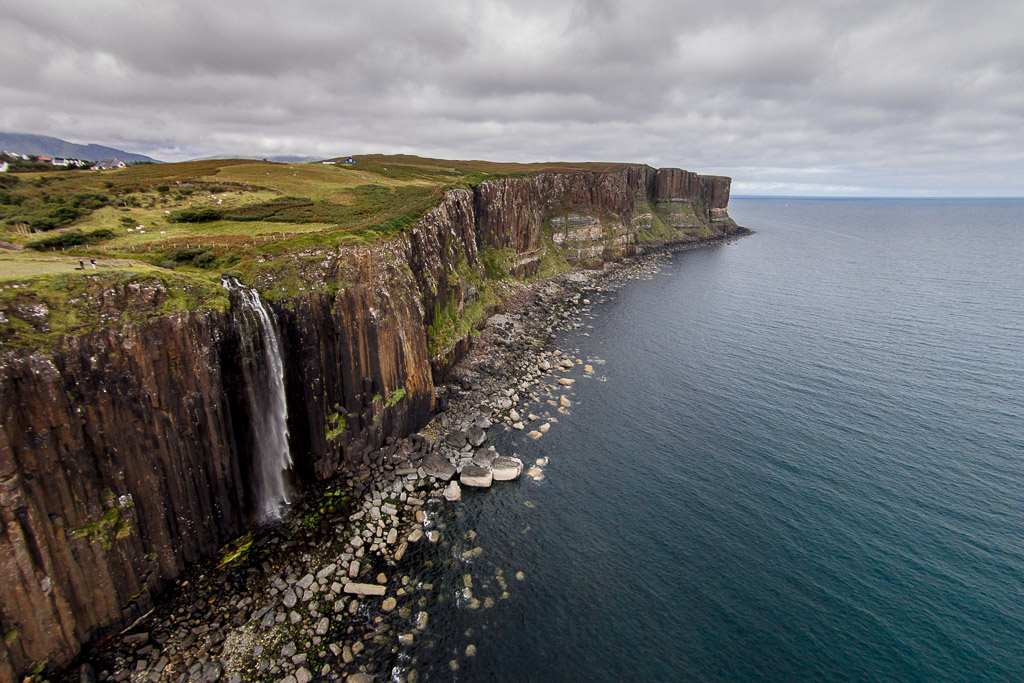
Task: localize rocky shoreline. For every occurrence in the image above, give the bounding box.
[53,233,748,683]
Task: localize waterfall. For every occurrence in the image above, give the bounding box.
[222,276,293,521]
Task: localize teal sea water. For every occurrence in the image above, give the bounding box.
[401,199,1024,681]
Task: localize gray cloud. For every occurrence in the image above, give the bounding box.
[1,0,1021,195]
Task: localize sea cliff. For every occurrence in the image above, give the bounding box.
[0,163,744,680]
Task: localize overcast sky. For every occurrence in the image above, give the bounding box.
[2,0,1022,196]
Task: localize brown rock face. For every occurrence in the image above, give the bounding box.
[0,312,247,681]
[654,169,731,209]
[408,189,481,330]
[474,178,544,255]
[0,163,739,679]
[276,243,435,482]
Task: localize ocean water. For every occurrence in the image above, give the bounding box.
[398,199,1024,682]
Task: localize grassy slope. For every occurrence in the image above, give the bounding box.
[0,155,648,348]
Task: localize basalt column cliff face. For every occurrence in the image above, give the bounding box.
[0,165,743,680]
[473,166,735,274]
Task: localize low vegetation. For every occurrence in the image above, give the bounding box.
[0,266,229,348]
[426,259,501,357]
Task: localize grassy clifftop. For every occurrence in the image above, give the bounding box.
[0,155,682,348]
[0,156,537,346]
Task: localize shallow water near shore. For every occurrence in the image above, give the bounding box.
[400,199,1024,681]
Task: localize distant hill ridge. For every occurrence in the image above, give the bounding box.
[0,132,159,163]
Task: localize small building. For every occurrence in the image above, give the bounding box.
[0,161,8,173]
[322,160,336,165]
[92,159,127,170]
[345,157,355,164]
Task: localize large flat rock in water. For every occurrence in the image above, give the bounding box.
[344,583,387,596]
[422,454,456,481]
[460,464,493,488]
[472,447,498,467]
[491,456,523,481]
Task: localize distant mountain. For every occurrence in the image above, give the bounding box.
[0,132,160,163]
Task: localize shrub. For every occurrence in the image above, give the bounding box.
[0,191,22,206]
[29,217,57,232]
[73,193,112,210]
[220,196,313,222]
[167,208,220,223]
[27,228,114,250]
[193,251,217,267]
[163,246,228,269]
[50,206,80,224]
[155,185,170,193]
[168,246,207,262]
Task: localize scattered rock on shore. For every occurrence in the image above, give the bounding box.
[460,465,493,488]
[443,480,462,501]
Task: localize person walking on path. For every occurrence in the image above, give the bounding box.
[90,258,97,269]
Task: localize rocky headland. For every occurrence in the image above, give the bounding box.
[0,162,747,682]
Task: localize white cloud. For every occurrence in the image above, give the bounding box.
[0,0,1021,195]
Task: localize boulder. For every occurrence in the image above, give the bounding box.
[445,430,468,448]
[526,466,545,480]
[472,448,497,467]
[422,453,456,481]
[343,583,386,597]
[558,378,575,386]
[460,465,493,488]
[491,456,523,481]
[467,426,487,447]
[443,480,462,502]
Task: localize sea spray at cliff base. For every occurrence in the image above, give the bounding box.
[223,276,293,521]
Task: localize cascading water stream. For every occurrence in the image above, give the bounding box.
[222,276,293,521]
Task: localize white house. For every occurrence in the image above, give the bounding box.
[92,159,127,170]
[0,161,8,173]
